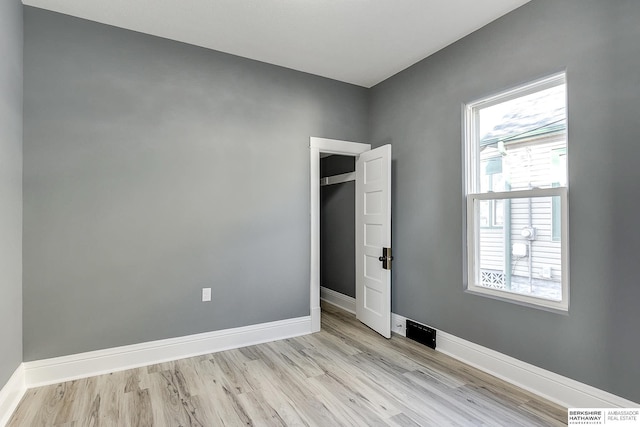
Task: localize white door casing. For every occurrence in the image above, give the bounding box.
[356,144,392,338]
[309,137,371,333]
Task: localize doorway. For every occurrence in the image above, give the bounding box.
[310,137,392,338]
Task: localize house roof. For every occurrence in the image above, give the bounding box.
[480,118,566,147]
[480,84,566,147]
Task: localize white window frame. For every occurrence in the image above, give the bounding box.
[463,73,570,312]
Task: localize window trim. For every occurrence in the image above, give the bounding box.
[463,72,569,312]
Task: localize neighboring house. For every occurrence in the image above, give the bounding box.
[478,91,567,300]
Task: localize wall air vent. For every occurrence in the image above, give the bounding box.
[406,319,436,349]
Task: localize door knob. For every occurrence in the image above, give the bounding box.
[379,247,393,270]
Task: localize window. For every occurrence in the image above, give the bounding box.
[464,73,569,311]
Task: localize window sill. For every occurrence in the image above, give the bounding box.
[464,287,569,315]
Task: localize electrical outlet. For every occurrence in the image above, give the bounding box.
[202,288,211,302]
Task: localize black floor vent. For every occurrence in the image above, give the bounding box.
[406,319,436,349]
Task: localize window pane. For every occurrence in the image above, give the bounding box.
[476,84,567,193]
[493,199,504,226]
[480,200,490,227]
[551,148,567,187]
[492,172,505,192]
[476,196,562,301]
[551,195,561,241]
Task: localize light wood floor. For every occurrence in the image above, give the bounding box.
[8,304,567,426]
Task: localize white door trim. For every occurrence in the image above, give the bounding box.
[310,137,371,332]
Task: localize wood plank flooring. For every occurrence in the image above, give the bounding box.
[8,304,567,426]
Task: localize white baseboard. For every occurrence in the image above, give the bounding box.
[392,312,639,409]
[320,286,356,314]
[0,364,26,427]
[23,316,312,388]
[391,312,407,335]
[11,288,639,417]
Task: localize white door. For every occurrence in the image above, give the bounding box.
[356,144,392,338]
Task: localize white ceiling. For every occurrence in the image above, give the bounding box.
[22,0,531,88]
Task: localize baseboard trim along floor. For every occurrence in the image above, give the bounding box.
[322,286,638,409]
[320,286,356,314]
[4,289,637,425]
[22,315,312,389]
[0,365,26,427]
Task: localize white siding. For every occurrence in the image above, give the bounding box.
[479,227,504,271]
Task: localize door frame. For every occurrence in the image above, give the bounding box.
[309,137,371,332]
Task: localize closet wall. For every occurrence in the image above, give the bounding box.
[320,155,355,298]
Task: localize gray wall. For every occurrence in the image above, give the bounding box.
[0,0,23,387]
[369,0,640,403]
[23,8,368,360]
[320,156,355,297]
[18,0,640,405]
